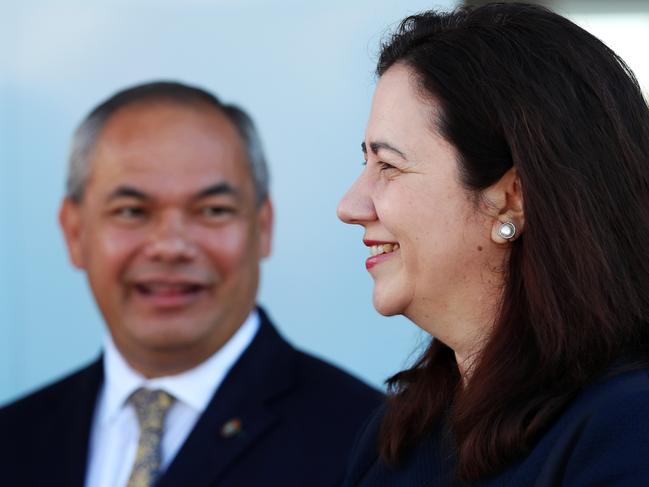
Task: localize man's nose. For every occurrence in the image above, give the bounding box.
[337,172,377,225]
[144,211,197,262]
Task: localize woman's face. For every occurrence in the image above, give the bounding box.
[338,64,503,335]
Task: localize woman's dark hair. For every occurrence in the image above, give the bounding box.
[377,2,649,483]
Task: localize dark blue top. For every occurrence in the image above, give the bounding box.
[343,365,649,486]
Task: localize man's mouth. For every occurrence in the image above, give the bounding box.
[131,279,210,309]
[134,282,206,296]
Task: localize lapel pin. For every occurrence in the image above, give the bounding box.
[221,418,243,438]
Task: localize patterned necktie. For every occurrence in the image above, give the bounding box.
[126,388,175,487]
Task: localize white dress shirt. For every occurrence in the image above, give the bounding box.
[84,311,260,487]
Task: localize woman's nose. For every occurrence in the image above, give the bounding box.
[337,172,377,225]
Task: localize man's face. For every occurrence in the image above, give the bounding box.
[60,101,272,376]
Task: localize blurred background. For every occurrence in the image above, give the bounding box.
[1,0,648,405]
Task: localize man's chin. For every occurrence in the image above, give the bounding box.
[111,327,214,376]
[116,317,208,350]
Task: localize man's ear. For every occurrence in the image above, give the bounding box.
[482,167,525,244]
[59,198,86,269]
[256,197,273,259]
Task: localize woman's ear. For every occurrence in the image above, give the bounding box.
[483,167,525,244]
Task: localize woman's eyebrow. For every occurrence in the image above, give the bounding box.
[361,140,407,160]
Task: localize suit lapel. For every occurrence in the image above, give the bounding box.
[49,358,103,487]
[158,309,296,487]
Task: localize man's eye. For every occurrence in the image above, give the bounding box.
[200,206,234,218]
[379,161,397,172]
[113,207,145,219]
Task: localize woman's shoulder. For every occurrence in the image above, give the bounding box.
[343,367,649,486]
[492,365,649,486]
[581,362,649,403]
[561,364,649,435]
[341,403,386,486]
[559,365,649,483]
[342,402,456,486]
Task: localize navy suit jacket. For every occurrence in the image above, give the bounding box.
[0,308,383,486]
[344,365,649,486]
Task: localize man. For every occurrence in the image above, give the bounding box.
[0,82,382,487]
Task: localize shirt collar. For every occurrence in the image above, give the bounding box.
[99,309,260,425]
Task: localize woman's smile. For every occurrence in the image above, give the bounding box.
[364,240,400,270]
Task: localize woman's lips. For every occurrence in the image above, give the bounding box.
[366,252,395,270]
[364,241,400,270]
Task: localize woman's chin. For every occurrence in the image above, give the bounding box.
[372,289,408,317]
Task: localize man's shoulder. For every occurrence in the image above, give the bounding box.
[291,347,383,403]
[0,359,101,425]
[251,310,384,432]
[255,308,383,405]
[265,344,384,441]
[259,308,383,409]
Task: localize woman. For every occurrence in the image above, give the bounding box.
[338,3,649,486]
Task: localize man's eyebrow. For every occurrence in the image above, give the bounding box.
[194,182,240,200]
[361,141,407,160]
[104,183,240,203]
[106,186,150,202]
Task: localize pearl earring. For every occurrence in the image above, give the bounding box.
[497,221,516,240]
